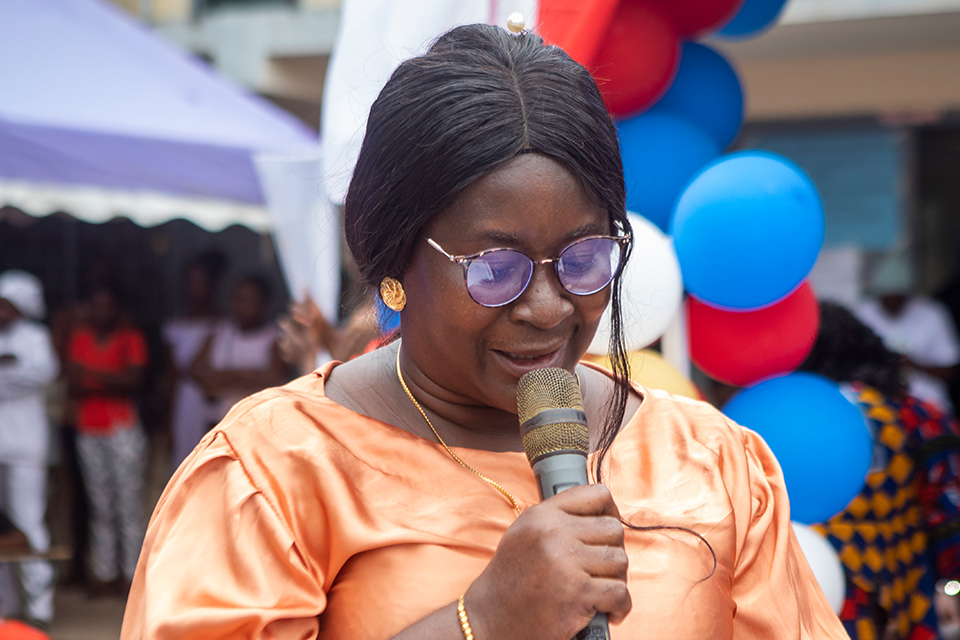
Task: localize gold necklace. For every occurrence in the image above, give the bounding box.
[395,345,523,517]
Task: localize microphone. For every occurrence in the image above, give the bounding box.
[517,368,611,640]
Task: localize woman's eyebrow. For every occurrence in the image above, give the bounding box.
[471,223,608,248]
[563,222,608,240]
[472,230,524,246]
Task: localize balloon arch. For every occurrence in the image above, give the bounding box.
[545,0,869,575]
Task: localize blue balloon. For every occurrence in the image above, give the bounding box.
[723,373,872,524]
[671,150,824,310]
[618,112,720,233]
[717,0,789,38]
[648,42,744,149]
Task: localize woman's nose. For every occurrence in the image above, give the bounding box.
[510,263,574,329]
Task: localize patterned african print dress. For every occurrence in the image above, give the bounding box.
[815,383,960,640]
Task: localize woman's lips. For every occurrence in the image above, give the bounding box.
[492,346,566,377]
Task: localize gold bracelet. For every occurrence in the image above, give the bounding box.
[457,594,474,640]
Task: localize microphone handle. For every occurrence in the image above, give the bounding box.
[573,615,610,640]
[532,454,612,640]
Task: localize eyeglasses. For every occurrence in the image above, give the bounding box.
[426,234,631,308]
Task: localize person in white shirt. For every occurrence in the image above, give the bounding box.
[162,251,227,469]
[0,270,58,629]
[856,254,960,415]
[190,274,287,428]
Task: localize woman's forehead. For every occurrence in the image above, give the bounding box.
[428,155,607,239]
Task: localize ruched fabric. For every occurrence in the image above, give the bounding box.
[121,361,848,639]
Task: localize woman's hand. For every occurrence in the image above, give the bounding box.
[466,484,631,640]
[277,314,320,375]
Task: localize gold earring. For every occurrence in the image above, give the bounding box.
[380,277,406,312]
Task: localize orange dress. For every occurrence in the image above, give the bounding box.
[121,361,848,639]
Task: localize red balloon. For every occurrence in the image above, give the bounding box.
[688,282,820,387]
[592,1,680,118]
[651,0,745,38]
[538,0,620,67]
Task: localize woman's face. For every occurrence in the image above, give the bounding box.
[231,282,266,329]
[90,290,120,332]
[184,265,213,308]
[400,153,612,413]
[0,298,19,330]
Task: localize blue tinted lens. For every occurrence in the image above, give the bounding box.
[465,250,533,307]
[557,237,620,295]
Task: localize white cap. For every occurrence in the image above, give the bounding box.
[0,270,46,319]
[869,254,914,296]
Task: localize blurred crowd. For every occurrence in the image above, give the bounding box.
[0,251,389,633]
[3,248,960,638]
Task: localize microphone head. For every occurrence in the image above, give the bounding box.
[516,368,589,465]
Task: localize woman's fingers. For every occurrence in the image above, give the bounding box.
[584,577,633,625]
[467,483,632,640]
[547,486,625,549]
[578,543,629,581]
[575,514,626,548]
[550,484,621,519]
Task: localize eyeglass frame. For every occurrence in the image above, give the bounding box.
[425,233,632,308]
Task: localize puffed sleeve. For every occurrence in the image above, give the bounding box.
[120,430,326,639]
[731,426,849,639]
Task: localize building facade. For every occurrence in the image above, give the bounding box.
[718,0,960,297]
[111,0,960,296]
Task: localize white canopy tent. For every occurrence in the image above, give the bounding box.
[0,0,340,315]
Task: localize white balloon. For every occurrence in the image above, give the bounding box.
[791,522,846,615]
[587,212,683,355]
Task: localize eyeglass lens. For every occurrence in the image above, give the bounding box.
[465,251,534,307]
[464,237,622,307]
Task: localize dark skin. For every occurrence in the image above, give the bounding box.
[276,295,380,375]
[162,264,223,428]
[65,290,145,397]
[182,264,221,320]
[0,298,20,364]
[189,281,287,398]
[326,155,639,640]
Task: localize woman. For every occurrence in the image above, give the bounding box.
[122,24,845,639]
[65,284,148,595]
[162,250,228,468]
[801,302,960,639]
[189,274,287,429]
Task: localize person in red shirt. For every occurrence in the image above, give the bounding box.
[65,284,147,595]
[0,618,50,640]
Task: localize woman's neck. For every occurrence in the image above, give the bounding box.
[185,302,219,319]
[394,343,525,452]
[324,342,633,454]
[235,318,266,333]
